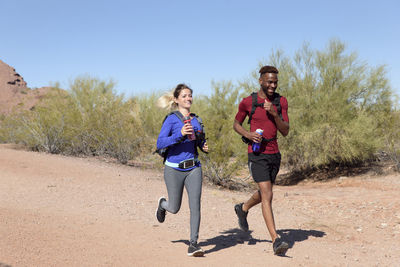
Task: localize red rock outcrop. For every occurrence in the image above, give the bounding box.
[0,59,51,114]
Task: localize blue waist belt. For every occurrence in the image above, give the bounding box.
[165,158,199,169]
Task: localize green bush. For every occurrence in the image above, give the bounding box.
[135,91,170,155]
[380,109,400,171]
[67,76,146,163]
[0,76,145,164]
[2,39,399,185]
[0,88,70,153]
[246,40,396,171]
[195,81,248,188]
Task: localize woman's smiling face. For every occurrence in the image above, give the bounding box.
[174,88,193,109]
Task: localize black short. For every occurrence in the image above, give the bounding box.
[248,152,281,183]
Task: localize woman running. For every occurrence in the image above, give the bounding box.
[155,83,208,257]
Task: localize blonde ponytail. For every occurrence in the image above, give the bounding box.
[157,83,192,111]
[157,90,178,111]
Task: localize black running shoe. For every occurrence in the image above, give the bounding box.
[187,241,204,257]
[234,203,249,232]
[156,197,166,223]
[273,237,289,255]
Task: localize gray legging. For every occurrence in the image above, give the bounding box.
[161,165,203,243]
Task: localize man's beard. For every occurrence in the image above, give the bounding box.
[261,86,274,98]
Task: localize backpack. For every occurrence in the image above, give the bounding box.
[154,111,206,163]
[242,92,282,145]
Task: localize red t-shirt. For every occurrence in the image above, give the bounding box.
[234,93,289,154]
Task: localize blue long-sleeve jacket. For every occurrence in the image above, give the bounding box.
[156,113,204,171]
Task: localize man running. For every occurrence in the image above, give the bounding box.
[233,65,290,255]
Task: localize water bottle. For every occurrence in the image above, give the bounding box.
[183,116,196,140]
[252,129,264,153]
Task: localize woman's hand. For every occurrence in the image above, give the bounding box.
[202,142,209,152]
[181,123,194,136]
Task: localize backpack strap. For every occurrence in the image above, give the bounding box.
[247,92,282,124]
[162,110,185,124]
[189,113,208,154]
[271,92,282,120]
[248,92,264,124]
[190,113,204,131]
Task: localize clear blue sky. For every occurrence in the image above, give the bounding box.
[1,0,399,98]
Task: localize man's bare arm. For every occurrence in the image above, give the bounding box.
[233,120,262,143]
[263,101,289,136]
[273,115,289,136]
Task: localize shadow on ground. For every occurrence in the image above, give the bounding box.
[277,228,326,248]
[172,228,326,255]
[172,228,268,254]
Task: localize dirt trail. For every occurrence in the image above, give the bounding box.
[1,144,399,266]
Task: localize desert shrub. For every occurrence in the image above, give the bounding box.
[68,77,139,160]
[0,113,23,144]
[1,76,144,164]
[66,76,145,162]
[0,114,9,142]
[0,88,70,153]
[135,91,169,155]
[380,109,400,171]
[195,81,248,187]
[240,40,396,171]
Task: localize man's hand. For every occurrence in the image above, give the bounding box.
[264,100,278,117]
[247,131,262,143]
[234,119,262,143]
[263,99,290,136]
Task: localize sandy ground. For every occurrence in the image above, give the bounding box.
[1,144,400,267]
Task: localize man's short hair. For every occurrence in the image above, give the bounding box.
[259,66,279,77]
